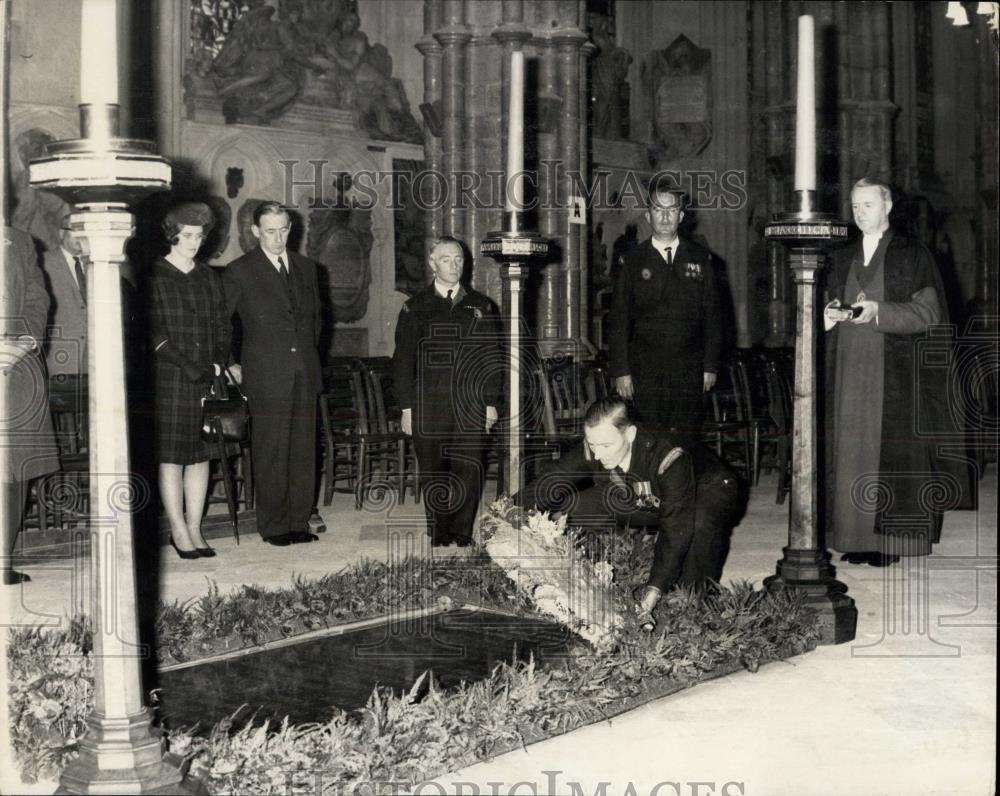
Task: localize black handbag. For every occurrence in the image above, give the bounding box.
[201,368,249,443]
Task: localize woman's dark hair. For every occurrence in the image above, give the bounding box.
[162,201,215,246]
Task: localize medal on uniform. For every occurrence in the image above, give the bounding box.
[472,308,482,319]
[641,268,652,280]
[635,480,660,509]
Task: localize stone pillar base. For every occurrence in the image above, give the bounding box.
[764,547,858,645]
[56,711,197,795]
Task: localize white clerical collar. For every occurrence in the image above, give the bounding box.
[651,236,679,261]
[861,231,886,266]
[434,280,463,302]
[262,248,288,271]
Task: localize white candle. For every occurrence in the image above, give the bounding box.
[506,48,525,212]
[793,14,816,192]
[80,0,118,106]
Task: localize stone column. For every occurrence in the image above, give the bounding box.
[534,28,561,351]
[579,38,597,350]
[417,0,443,241]
[762,5,790,347]
[554,26,587,352]
[153,0,184,158]
[434,1,471,239]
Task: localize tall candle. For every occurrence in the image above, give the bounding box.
[506,48,525,212]
[80,0,118,106]
[793,14,816,192]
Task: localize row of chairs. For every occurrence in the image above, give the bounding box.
[319,357,419,509]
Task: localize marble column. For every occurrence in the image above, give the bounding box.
[579,38,597,350]
[417,0,443,242]
[534,27,561,351]
[434,1,471,239]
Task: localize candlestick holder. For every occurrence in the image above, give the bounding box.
[763,192,857,645]
[29,104,187,794]
[481,212,551,497]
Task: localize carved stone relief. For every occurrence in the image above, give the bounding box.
[185,0,422,142]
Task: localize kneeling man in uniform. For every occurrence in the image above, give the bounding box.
[518,396,745,628]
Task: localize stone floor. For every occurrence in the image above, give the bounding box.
[2,467,996,796]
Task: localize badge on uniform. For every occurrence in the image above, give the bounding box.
[684,262,703,279]
[635,480,661,510]
[472,307,483,319]
[641,268,653,281]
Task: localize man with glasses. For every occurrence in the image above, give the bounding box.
[608,178,722,440]
[223,202,322,546]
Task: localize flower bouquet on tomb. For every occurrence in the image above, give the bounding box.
[481,497,623,649]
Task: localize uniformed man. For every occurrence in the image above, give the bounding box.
[517,396,745,629]
[393,236,502,547]
[608,179,722,439]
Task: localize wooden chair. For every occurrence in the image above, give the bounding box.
[357,358,419,506]
[701,362,754,481]
[319,361,370,509]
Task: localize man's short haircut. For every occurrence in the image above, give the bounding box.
[253,200,290,226]
[646,176,686,210]
[583,396,634,431]
[427,234,464,258]
[852,177,893,204]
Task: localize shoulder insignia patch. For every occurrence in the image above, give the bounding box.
[657,447,685,476]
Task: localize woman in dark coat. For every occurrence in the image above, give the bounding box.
[150,203,235,558]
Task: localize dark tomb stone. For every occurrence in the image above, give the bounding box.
[156,609,572,732]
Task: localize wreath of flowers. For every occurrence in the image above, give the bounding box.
[481,497,623,649]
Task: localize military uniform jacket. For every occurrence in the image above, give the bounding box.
[392,285,502,432]
[608,238,722,378]
[520,430,731,571]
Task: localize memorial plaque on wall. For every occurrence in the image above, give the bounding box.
[643,35,713,160]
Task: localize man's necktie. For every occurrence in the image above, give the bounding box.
[446,289,453,303]
[665,247,673,266]
[74,257,87,306]
[278,256,289,283]
[610,465,627,488]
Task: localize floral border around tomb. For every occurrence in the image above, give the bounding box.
[7,503,822,791]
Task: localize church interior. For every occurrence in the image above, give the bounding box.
[1,1,997,794]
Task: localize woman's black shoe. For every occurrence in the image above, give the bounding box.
[170,538,201,560]
[3,569,31,585]
[867,553,900,567]
[195,546,217,558]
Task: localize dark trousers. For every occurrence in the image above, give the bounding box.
[632,367,704,441]
[250,363,317,539]
[2,480,28,567]
[569,470,740,592]
[412,429,486,544]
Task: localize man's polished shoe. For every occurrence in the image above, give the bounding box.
[288,531,319,544]
[3,569,31,585]
[840,552,872,565]
[264,534,293,547]
[867,553,900,567]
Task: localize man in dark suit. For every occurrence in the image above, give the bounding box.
[392,236,502,547]
[608,179,722,439]
[41,214,87,383]
[2,226,61,584]
[517,396,744,630]
[223,202,321,546]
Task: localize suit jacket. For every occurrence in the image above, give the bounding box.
[222,247,321,401]
[2,227,60,482]
[608,237,722,378]
[41,248,87,377]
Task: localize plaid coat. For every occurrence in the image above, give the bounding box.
[150,258,231,464]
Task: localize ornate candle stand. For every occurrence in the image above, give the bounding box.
[482,212,551,497]
[763,189,858,645]
[30,104,185,793]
